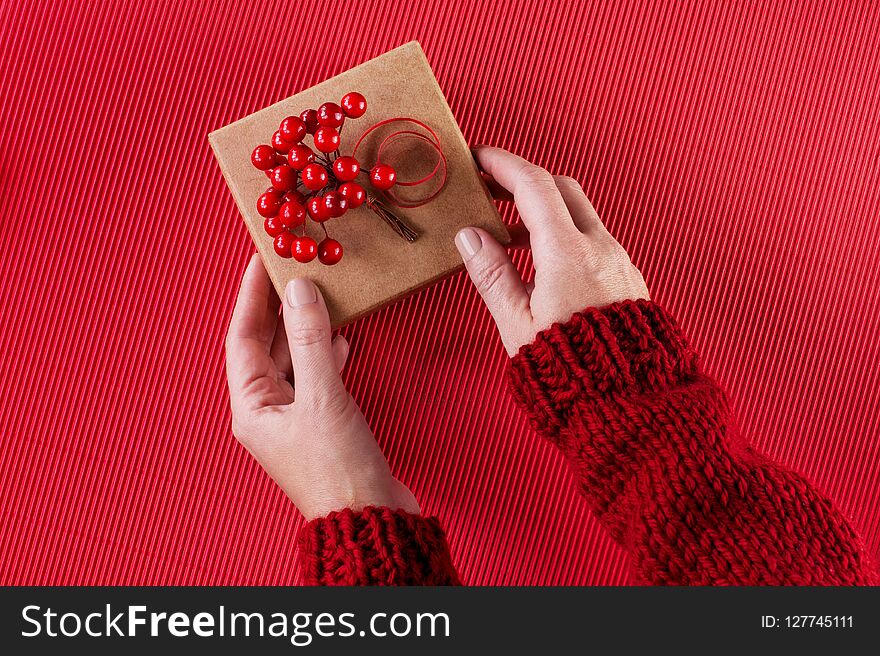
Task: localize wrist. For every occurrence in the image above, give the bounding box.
[292,476,420,521]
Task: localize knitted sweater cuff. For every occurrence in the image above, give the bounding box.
[508,299,699,437]
[297,506,461,586]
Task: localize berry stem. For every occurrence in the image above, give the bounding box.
[366,195,418,242]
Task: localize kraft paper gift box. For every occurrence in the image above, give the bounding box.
[209,41,509,328]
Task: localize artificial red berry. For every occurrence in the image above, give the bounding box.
[257,189,283,217]
[340,92,367,118]
[314,127,340,153]
[279,116,307,144]
[307,196,329,221]
[317,102,345,128]
[332,156,360,182]
[292,236,318,263]
[270,165,296,191]
[285,189,306,205]
[264,215,285,237]
[300,109,319,134]
[318,238,344,265]
[274,232,294,258]
[338,182,366,208]
[322,191,348,218]
[287,144,315,170]
[301,163,328,191]
[251,144,276,170]
[279,201,306,229]
[369,163,397,190]
[272,130,292,154]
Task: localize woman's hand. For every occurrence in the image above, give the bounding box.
[225,255,419,520]
[455,146,650,355]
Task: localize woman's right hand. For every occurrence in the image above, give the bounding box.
[454,146,650,356]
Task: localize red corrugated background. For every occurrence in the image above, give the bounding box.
[2,0,879,585]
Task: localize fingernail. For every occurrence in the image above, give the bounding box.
[287,278,317,307]
[455,228,482,261]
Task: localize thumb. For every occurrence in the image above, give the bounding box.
[454,227,533,355]
[283,278,345,400]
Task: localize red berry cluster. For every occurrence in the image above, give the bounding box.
[250,92,397,265]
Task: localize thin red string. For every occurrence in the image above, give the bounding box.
[382,133,447,208]
[377,131,442,186]
[353,117,448,208]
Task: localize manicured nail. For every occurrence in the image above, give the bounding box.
[455,228,482,261]
[287,278,317,307]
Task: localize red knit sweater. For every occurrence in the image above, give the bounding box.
[297,300,876,585]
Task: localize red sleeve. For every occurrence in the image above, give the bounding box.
[509,299,877,585]
[297,506,460,585]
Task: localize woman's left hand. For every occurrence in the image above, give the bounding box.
[225,254,419,520]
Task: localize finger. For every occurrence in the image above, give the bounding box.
[282,278,345,400]
[226,255,280,412]
[553,175,604,234]
[455,227,533,355]
[472,146,580,247]
[227,254,278,345]
[271,301,348,383]
[332,335,350,372]
[270,317,293,381]
[480,172,514,202]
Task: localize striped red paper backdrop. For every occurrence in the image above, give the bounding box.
[1,0,879,584]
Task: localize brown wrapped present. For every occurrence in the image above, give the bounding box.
[209,41,509,328]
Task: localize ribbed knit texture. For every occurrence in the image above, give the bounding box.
[298,301,876,586]
[298,506,460,585]
[509,299,877,585]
